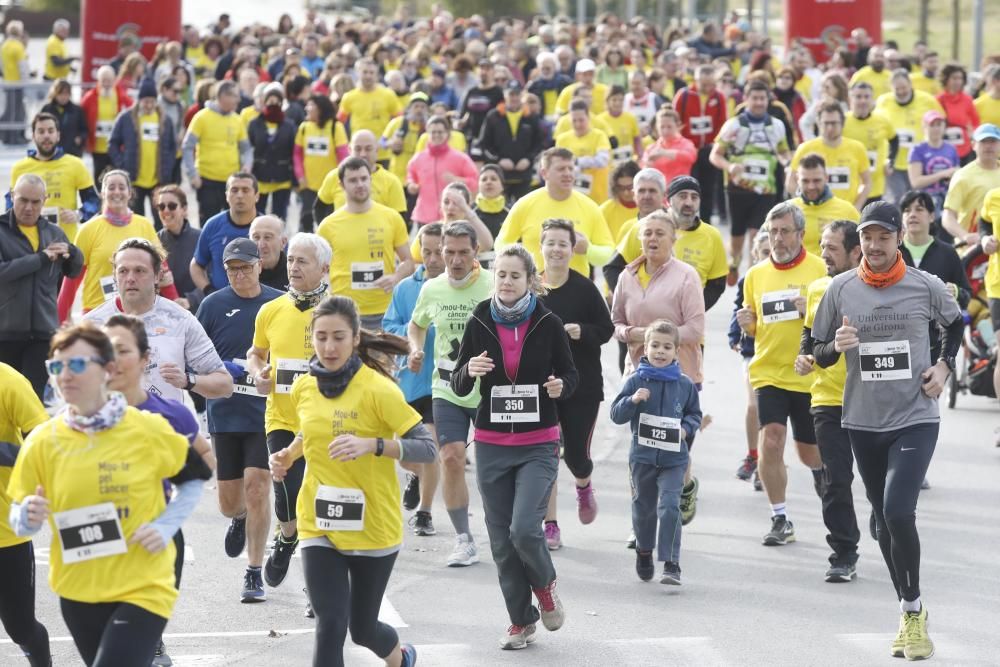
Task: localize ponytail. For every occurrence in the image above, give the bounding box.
[312,296,409,378]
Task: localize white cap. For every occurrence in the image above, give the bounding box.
[575,58,596,74]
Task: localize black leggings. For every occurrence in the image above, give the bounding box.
[267,430,304,523]
[60,598,167,667]
[557,397,599,479]
[0,542,50,666]
[302,546,399,667]
[849,423,937,602]
[173,530,184,588]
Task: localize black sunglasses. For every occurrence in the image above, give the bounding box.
[157,202,180,211]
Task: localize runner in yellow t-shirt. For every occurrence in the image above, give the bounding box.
[556,100,612,204]
[942,125,1000,243]
[597,86,643,166]
[295,96,348,233]
[337,58,403,163]
[44,20,75,81]
[314,130,407,220]
[789,154,862,255]
[788,103,871,210]
[844,82,896,202]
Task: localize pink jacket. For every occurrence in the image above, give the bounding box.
[611,255,706,382]
[406,144,478,224]
[641,133,698,186]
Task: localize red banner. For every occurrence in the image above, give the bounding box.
[80,0,182,82]
[784,0,882,64]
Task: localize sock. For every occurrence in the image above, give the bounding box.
[545,520,558,526]
[812,467,824,478]
[236,511,248,520]
[448,506,471,537]
[576,481,591,490]
[247,565,261,574]
[417,506,432,514]
[749,450,758,460]
[771,503,787,517]
[280,531,298,543]
[901,597,921,613]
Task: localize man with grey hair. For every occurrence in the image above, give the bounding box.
[249,215,287,291]
[737,201,828,548]
[0,174,83,397]
[526,51,572,122]
[45,18,77,81]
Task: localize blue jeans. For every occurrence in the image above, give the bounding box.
[630,460,685,563]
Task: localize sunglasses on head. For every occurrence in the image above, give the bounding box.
[157,202,180,211]
[45,356,105,376]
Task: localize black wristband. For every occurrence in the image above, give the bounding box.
[375,437,385,457]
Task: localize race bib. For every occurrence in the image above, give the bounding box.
[859,340,912,381]
[761,289,801,324]
[350,261,384,290]
[96,120,114,140]
[637,413,683,452]
[742,157,770,182]
[944,126,964,146]
[141,121,158,143]
[690,115,712,135]
[477,250,496,270]
[230,358,264,398]
[99,275,117,302]
[490,384,540,423]
[435,357,456,388]
[314,485,365,531]
[54,502,127,564]
[867,150,879,171]
[305,136,330,156]
[611,146,634,162]
[827,166,851,190]
[573,171,593,195]
[275,358,309,394]
[41,206,60,222]
[897,129,915,149]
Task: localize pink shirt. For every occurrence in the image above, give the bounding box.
[641,134,698,185]
[406,144,479,224]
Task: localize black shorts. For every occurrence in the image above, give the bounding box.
[755,385,816,444]
[726,188,777,237]
[212,432,269,481]
[408,395,434,424]
[989,298,1000,335]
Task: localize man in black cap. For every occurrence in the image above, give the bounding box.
[195,237,284,603]
[478,79,544,199]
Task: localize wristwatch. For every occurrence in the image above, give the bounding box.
[375,438,385,457]
[184,372,197,391]
[937,357,955,374]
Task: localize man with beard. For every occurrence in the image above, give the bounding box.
[850,45,892,99]
[10,112,100,242]
[789,153,861,255]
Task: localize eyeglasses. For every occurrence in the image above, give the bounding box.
[157,202,180,211]
[225,264,256,275]
[45,356,105,376]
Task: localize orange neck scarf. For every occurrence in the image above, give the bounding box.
[770,247,806,271]
[858,250,906,288]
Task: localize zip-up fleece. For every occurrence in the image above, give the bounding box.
[451,298,578,435]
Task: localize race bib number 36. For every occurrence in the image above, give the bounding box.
[761,289,801,324]
[859,340,912,381]
[490,384,540,423]
[351,261,384,290]
[275,358,309,394]
[637,413,682,451]
[314,486,365,531]
[55,502,127,564]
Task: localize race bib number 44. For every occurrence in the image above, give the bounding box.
[761,289,801,324]
[859,340,912,381]
[490,384,540,423]
[54,502,127,564]
[314,485,365,531]
[637,414,683,452]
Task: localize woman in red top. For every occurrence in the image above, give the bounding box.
[937,63,981,164]
[641,108,697,186]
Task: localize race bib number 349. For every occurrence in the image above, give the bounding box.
[859,340,912,381]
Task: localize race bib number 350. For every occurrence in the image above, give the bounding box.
[314,485,365,531]
[859,340,912,381]
[55,502,127,564]
[637,413,682,451]
[490,384,540,423]
[761,289,801,324]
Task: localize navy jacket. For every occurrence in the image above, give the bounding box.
[108,105,178,185]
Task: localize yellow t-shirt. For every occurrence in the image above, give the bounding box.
[95,91,118,154]
[596,110,641,164]
[804,275,846,407]
[600,199,638,242]
[555,82,608,115]
[911,72,942,97]
[943,161,1000,233]
[497,188,614,276]
[843,111,895,198]
[617,219,728,287]
[381,116,422,184]
[135,112,160,189]
[875,90,944,169]
[7,408,187,619]
[17,223,39,251]
[542,89,559,120]
[239,105,259,129]
[794,74,813,104]
[1,38,25,83]
[0,364,47,549]
[338,86,403,161]
[636,262,652,288]
[556,128,612,204]
[296,120,348,191]
[252,294,320,433]
[10,154,94,242]
[316,202,409,316]
[981,188,1000,299]
[849,66,892,99]
[974,94,1000,128]
[414,129,466,154]
[290,367,421,549]
[75,214,159,311]
[791,195,862,256]
[554,112,612,139]
[506,109,522,137]
[188,107,248,182]
[45,34,71,80]
[316,164,406,213]
[790,137,870,206]
[743,252,828,392]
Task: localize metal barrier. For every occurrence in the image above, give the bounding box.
[0,80,94,141]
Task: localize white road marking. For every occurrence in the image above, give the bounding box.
[185,545,195,562]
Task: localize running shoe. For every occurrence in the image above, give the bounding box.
[920,477,931,490]
[446,533,479,567]
[402,474,420,511]
[241,568,266,603]
[660,561,682,586]
[576,484,598,524]
[824,561,857,583]
[762,515,795,546]
[680,477,699,525]
[902,606,934,661]
[813,468,828,499]
[891,614,906,658]
[752,470,763,492]
[499,623,536,650]
[304,588,314,619]
[626,531,636,549]
[544,522,562,551]
[531,579,565,631]
[264,532,298,587]
[410,510,436,536]
[726,263,739,287]
[400,642,418,666]
[635,550,654,582]
[225,515,247,558]
[152,639,172,666]
[736,455,757,481]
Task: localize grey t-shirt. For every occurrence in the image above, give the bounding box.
[86,296,225,403]
[812,266,961,432]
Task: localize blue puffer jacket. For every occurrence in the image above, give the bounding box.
[108,104,177,185]
[610,362,702,468]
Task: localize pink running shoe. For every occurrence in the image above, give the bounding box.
[576,484,598,525]
[544,521,562,550]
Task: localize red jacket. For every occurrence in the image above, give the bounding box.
[80,84,132,153]
[937,91,980,158]
[672,86,727,148]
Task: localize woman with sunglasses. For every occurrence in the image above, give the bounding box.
[156,185,201,312]
[57,169,177,322]
[8,322,209,666]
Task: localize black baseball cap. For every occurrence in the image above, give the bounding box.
[223,237,260,263]
[857,200,902,233]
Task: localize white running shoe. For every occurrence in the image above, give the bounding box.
[499,623,536,650]
[446,533,479,567]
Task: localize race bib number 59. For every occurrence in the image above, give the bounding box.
[314,485,365,531]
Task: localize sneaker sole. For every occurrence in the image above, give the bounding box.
[546,542,562,551]
[414,528,437,536]
[659,575,682,585]
[903,648,934,661]
[240,595,267,603]
[540,614,564,631]
[762,535,796,546]
[263,567,290,588]
[446,556,480,567]
[825,572,857,583]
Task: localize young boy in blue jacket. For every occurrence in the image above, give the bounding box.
[611,320,702,585]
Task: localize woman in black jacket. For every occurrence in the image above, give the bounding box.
[40,79,88,157]
[247,86,296,222]
[451,244,578,651]
[538,218,614,549]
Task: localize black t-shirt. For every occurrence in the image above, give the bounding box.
[260,251,288,291]
[461,85,503,141]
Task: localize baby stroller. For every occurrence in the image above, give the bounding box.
[948,247,997,408]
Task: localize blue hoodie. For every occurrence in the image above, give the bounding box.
[383,265,435,402]
[610,360,702,468]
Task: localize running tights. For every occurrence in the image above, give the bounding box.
[557,397,600,480]
[0,542,50,666]
[60,598,166,667]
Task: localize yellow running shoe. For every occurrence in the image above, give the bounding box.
[890,614,906,658]
[902,606,934,661]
